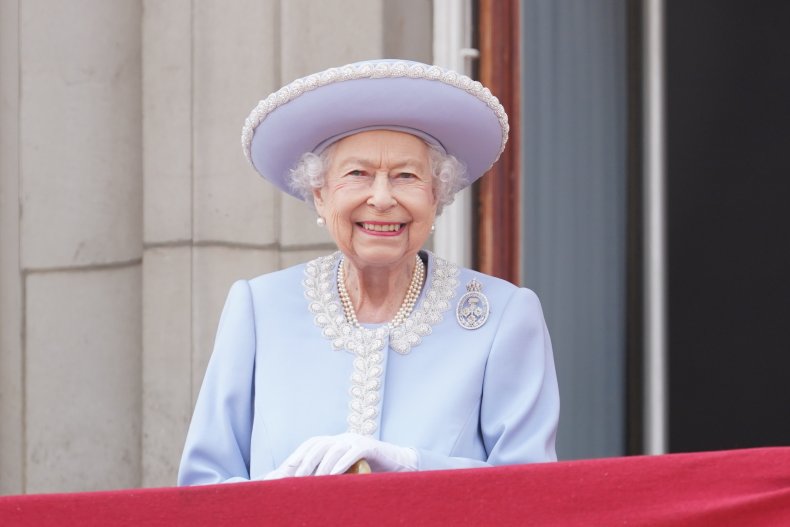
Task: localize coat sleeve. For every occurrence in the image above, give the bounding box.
[177,280,257,485]
[418,287,560,470]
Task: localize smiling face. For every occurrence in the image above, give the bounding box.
[313,130,438,271]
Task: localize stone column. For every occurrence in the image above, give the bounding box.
[141,0,281,488]
[141,0,195,489]
[1,0,143,493]
[0,0,23,497]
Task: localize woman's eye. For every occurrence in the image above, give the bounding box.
[348,170,366,177]
[397,172,417,179]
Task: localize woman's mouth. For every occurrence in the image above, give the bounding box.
[357,222,405,236]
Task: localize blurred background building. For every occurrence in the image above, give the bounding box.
[1,0,788,494]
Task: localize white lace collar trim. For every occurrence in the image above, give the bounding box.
[302,251,459,435]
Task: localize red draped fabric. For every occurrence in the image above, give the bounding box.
[2,447,789,526]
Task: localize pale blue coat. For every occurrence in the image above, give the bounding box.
[178,251,559,485]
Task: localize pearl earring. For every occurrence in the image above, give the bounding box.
[430,224,436,234]
[316,217,325,227]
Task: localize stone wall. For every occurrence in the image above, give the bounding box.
[0,0,432,494]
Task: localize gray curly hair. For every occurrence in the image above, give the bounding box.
[288,142,467,216]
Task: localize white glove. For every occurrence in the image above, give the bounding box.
[264,433,418,479]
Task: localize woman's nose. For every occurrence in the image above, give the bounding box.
[366,175,397,210]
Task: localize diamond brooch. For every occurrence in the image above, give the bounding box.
[456,278,490,330]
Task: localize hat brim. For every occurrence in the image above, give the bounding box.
[243,61,508,201]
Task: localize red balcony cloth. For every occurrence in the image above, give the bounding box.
[2,447,789,526]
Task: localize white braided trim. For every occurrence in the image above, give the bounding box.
[241,61,509,166]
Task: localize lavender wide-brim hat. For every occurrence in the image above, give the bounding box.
[241,59,509,201]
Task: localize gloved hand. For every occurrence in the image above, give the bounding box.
[264,433,418,479]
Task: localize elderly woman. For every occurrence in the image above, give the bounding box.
[178,60,559,484]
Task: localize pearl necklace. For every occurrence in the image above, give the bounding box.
[337,255,425,330]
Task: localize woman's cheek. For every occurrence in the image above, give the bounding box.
[326,210,352,243]
[332,181,352,192]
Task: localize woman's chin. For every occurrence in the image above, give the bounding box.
[343,245,416,269]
